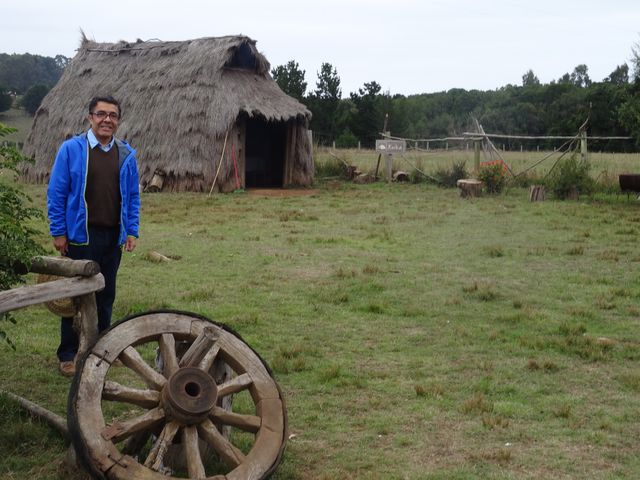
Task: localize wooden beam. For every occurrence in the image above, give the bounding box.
[0,274,105,315]
[1,390,69,438]
[30,256,100,277]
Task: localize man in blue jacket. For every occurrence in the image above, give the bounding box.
[47,95,140,377]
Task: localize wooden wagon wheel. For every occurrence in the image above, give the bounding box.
[68,310,287,480]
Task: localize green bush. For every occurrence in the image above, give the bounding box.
[20,84,49,115]
[0,123,44,346]
[479,162,507,194]
[433,160,468,188]
[335,129,359,149]
[546,154,594,199]
[315,156,347,179]
[0,86,12,113]
[509,170,543,189]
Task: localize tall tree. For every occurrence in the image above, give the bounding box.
[271,60,307,101]
[632,38,640,82]
[307,62,342,143]
[522,69,540,87]
[570,64,592,88]
[349,81,383,148]
[604,64,629,85]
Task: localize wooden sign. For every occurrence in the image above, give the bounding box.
[375,139,405,154]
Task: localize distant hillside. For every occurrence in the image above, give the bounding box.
[0,53,69,93]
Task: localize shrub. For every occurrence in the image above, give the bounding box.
[0,86,12,113]
[20,84,50,115]
[479,162,507,193]
[546,153,594,199]
[510,170,543,188]
[335,129,359,149]
[434,160,468,188]
[0,123,45,347]
[315,156,347,179]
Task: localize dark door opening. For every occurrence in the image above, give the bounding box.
[245,118,286,188]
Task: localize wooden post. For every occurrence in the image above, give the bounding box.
[426,141,429,151]
[580,130,588,162]
[357,141,361,150]
[386,154,393,183]
[75,293,99,360]
[474,140,481,176]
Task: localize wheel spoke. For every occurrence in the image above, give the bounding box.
[198,418,245,469]
[102,381,160,408]
[217,372,253,397]
[211,405,261,433]
[197,343,221,372]
[144,420,180,471]
[183,425,206,479]
[101,407,165,444]
[120,346,167,390]
[159,333,179,377]
[179,327,219,367]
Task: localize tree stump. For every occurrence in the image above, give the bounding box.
[529,185,546,202]
[393,171,409,182]
[146,170,166,192]
[456,179,483,198]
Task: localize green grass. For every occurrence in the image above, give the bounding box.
[315,147,640,184]
[1,178,640,479]
[0,108,33,145]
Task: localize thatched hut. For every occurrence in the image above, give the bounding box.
[23,35,313,192]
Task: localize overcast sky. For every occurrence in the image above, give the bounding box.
[2,0,639,97]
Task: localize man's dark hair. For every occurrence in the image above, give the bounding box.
[88,96,121,117]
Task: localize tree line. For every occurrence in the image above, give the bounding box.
[273,48,640,152]
[1,48,639,152]
[0,53,69,114]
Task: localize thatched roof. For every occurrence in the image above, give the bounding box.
[23,34,312,187]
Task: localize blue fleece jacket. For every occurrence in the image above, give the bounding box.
[47,132,140,246]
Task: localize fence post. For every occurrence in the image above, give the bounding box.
[580,130,588,161]
[474,140,481,176]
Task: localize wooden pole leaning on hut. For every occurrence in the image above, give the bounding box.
[208,129,230,197]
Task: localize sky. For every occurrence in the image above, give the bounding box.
[2,0,639,97]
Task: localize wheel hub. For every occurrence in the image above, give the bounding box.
[161,367,218,425]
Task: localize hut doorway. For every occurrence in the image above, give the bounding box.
[245,117,286,188]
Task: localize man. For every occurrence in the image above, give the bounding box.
[47,95,140,377]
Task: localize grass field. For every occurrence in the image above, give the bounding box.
[1,174,639,479]
[316,147,640,183]
[0,108,32,145]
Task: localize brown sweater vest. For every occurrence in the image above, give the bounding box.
[86,145,120,227]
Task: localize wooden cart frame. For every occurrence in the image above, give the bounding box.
[0,257,287,480]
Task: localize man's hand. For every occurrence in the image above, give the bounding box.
[53,235,68,255]
[125,236,137,252]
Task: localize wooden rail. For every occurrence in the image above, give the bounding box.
[0,256,104,440]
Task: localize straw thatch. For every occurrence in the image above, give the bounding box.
[23,35,313,192]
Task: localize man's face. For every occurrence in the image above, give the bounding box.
[88,101,119,143]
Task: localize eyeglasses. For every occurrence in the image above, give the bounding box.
[90,111,120,120]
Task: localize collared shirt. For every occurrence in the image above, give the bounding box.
[87,129,115,152]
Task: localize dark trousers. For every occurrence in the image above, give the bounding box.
[57,226,122,362]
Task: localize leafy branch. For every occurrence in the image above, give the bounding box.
[0,123,45,348]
